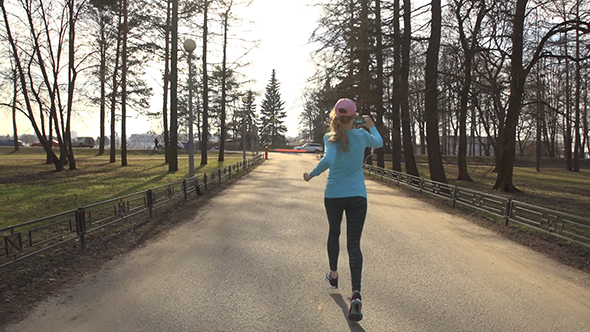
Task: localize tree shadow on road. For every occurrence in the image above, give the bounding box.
[330,294,367,331]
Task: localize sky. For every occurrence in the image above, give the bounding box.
[238,0,322,137]
[1,0,323,139]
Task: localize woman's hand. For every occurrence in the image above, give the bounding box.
[303,172,312,182]
[363,115,375,128]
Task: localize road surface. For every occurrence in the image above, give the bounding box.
[3,153,590,331]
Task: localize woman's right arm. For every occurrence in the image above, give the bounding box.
[365,127,383,148]
[361,116,383,148]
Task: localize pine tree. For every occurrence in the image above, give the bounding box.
[260,70,287,148]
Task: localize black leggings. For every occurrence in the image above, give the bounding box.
[324,196,367,293]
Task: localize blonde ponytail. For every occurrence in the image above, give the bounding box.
[328,109,355,151]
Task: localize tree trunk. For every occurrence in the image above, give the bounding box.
[11,67,19,152]
[218,2,232,162]
[454,0,485,182]
[583,73,589,158]
[374,0,386,168]
[46,108,53,164]
[535,71,543,172]
[169,0,179,172]
[121,0,128,167]
[163,0,171,164]
[564,32,572,170]
[98,9,107,156]
[457,64,472,181]
[109,0,122,164]
[391,0,402,171]
[401,0,419,176]
[424,0,447,183]
[66,0,77,170]
[200,0,209,166]
[573,3,581,171]
[357,0,370,119]
[493,0,527,192]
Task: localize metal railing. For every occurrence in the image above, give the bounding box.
[363,164,590,249]
[0,155,264,269]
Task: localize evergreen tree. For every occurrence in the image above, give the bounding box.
[260,70,287,148]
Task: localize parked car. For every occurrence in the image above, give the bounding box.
[31,140,59,147]
[0,139,25,146]
[72,137,95,147]
[294,142,324,153]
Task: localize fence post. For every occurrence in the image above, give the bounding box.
[195,178,203,196]
[452,186,458,208]
[419,178,424,194]
[147,189,154,218]
[504,199,512,226]
[76,208,87,251]
[204,173,208,191]
[218,169,222,184]
[229,165,232,179]
[183,180,188,201]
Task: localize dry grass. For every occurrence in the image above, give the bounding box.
[383,155,590,218]
[0,147,242,228]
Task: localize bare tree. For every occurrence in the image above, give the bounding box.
[217,0,233,162]
[374,0,387,168]
[424,0,447,182]
[200,0,209,166]
[390,0,402,171]
[1,0,88,171]
[452,0,488,181]
[493,0,589,191]
[109,0,122,163]
[168,0,179,171]
[573,0,582,171]
[87,1,112,155]
[162,0,171,163]
[10,64,20,151]
[400,0,419,176]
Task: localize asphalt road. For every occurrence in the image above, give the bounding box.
[3,153,590,332]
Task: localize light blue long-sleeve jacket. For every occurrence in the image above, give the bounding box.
[309,126,383,198]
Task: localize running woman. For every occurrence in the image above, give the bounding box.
[303,98,383,322]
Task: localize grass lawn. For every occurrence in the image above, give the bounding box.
[0,147,244,228]
[382,155,590,219]
[2,147,589,228]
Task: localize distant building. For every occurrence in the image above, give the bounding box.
[128,133,159,149]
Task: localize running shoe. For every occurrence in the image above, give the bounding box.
[325,271,338,289]
[348,292,363,322]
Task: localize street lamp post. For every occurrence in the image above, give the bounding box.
[254,114,259,156]
[184,39,196,177]
[241,95,249,162]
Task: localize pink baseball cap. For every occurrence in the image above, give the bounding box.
[334,98,357,117]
